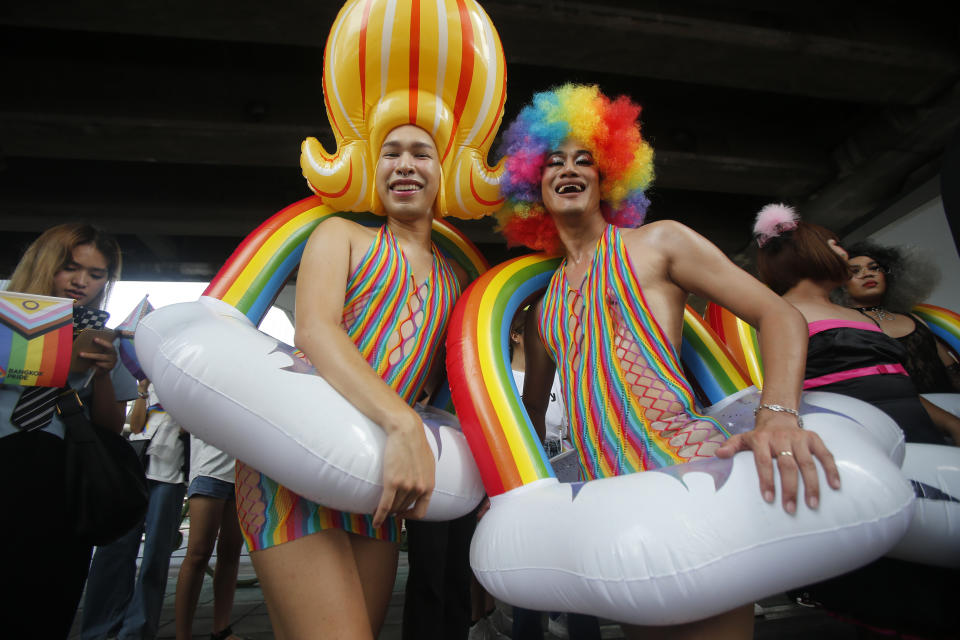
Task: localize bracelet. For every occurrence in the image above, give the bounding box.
[137,391,149,399]
[753,403,803,428]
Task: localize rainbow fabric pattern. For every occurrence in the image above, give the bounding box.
[539,226,728,479]
[683,305,754,403]
[447,249,753,496]
[236,224,460,550]
[236,464,400,550]
[204,196,486,327]
[343,225,461,403]
[0,291,73,387]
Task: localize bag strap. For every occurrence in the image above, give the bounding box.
[180,431,191,480]
[56,390,97,441]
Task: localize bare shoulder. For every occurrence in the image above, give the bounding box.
[621,220,700,249]
[619,221,706,274]
[788,299,863,325]
[308,216,376,245]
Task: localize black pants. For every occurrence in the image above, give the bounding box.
[0,429,94,638]
[402,511,477,640]
[791,556,960,638]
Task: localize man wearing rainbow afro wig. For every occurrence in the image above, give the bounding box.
[506,84,842,639]
[496,83,654,252]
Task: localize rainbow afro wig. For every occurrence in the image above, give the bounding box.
[495,83,655,252]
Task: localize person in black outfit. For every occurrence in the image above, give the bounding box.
[840,240,960,393]
[754,204,959,639]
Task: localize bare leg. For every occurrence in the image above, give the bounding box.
[251,528,386,640]
[211,498,244,637]
[622,605,754,640]
[470,575,495,621]
[349,533,400,635]
[175,496,226,640]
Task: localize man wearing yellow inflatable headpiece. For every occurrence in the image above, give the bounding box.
[300,0,506,220]
[235,1,504,638]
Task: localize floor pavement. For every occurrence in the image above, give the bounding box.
[68,531,865,639]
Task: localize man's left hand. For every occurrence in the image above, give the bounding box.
[716,411,840,514]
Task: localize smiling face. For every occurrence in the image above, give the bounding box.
[375,124,441,219]
[845,254,888,303]
[52,243,109,306]
[540,139,602,220]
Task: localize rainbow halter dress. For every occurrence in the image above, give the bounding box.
[539,225,728,480]
[237,225,460,550]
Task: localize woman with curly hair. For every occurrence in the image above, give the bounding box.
[754,205,959,638]
[501,84,840,640]
[840,240,960,394]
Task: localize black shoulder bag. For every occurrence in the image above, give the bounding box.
[59,390,149,546]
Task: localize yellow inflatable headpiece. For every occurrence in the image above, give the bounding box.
[301,0,507,220]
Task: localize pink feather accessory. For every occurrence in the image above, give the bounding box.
[754,203,799,247]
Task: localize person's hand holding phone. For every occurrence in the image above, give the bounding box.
[70,329,118,382]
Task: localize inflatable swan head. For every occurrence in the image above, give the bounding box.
[301,0,507,219]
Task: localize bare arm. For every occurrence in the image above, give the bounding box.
[933,331,960,387]
[82,336,125,433]
[295,218,434,525]
[520,299,556,443]
[919,396,960,445]
[127,379,150,434]
[644,222,840,512]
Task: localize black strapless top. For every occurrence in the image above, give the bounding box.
[804,320,941,444]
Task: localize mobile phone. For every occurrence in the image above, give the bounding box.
[70,329,117,374]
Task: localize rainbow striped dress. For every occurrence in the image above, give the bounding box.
[236,225,461,550]
[539,225,728,480]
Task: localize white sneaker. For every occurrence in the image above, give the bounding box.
[547,612,569,639]
[469,615,510,640]
[489,604,513,636]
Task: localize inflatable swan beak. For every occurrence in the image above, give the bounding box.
[135,296,484,520]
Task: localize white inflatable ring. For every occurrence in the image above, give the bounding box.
[705,303,960,569]
[447,254,916,625]
[889,442,960,567]
[136,201,487,520]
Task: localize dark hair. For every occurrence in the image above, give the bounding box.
[756,221,849,295]
[508,306,528,360]
[844,240,903,287]
[839,240,939,312]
